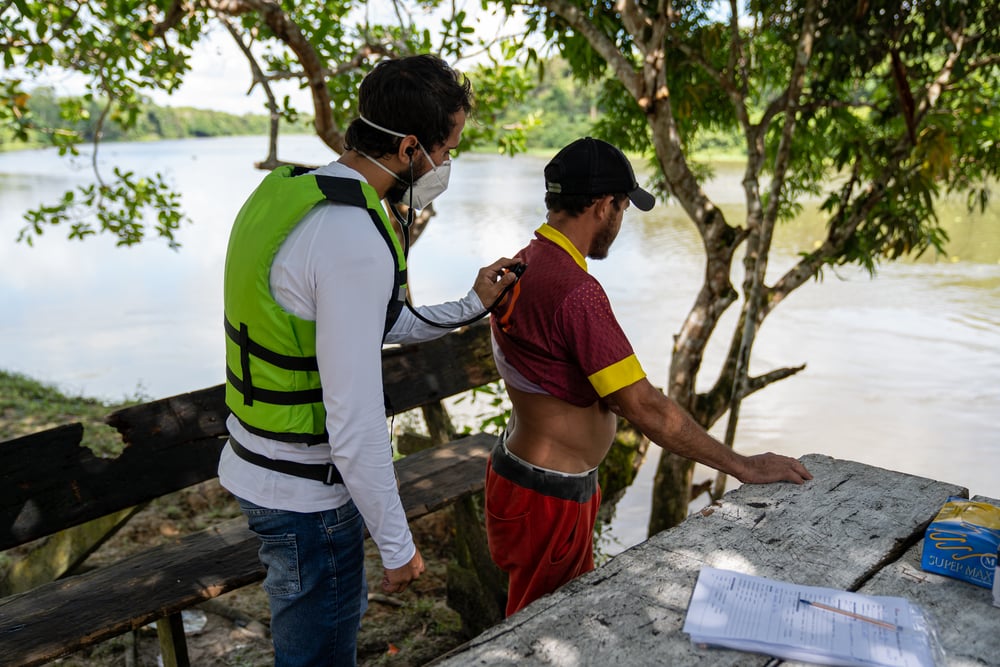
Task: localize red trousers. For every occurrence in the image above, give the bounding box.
[485,443,601,617]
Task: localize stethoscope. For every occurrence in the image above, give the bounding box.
[389,150,526,329]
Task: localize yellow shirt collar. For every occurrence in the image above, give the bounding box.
[537,224,588,272]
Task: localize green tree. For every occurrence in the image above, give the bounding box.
[1,0,532,247]
[495,56,604,149]
[488,0,1000,532]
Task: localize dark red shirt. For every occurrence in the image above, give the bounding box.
[491,224,645,407]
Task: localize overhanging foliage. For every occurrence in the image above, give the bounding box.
[1,0,534,246]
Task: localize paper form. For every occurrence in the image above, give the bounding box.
[682,567,937,667]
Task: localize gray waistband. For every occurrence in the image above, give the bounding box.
[490,437,598,503]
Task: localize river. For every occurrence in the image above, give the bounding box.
[1,135,998,555]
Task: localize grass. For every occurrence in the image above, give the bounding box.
[0,369,141,456]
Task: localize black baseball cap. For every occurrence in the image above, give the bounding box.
[544,137,655,211]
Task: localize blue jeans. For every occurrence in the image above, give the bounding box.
[237,497,368,667]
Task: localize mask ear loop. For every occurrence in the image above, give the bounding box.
[407,151,415,227]
[403,151,415,256]
[389,149,416,257]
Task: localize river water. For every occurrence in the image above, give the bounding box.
[1,135,998,554]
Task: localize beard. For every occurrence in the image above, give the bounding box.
[386,179,409,205]
[588,210,619,260]
[386,157,424,205]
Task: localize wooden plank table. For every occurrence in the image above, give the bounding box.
[433,454,998,666]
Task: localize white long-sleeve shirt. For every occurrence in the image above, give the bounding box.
[218,161,485,569]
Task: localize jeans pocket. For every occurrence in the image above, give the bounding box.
[257,533,302,598]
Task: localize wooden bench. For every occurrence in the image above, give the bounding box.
[0,323,501,667]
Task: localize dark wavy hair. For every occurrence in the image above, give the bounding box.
[545,192,628,217]
[344,54,473,158]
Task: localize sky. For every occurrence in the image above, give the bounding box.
[147,25,305,116]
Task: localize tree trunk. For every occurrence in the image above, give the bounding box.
[648,452,695,536]
[447,494,506,636]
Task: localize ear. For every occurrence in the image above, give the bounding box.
[592,194,615,220]
[397,136,420,162]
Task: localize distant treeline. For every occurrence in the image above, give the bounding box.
[6,59,743,156]
[2,86,295,148]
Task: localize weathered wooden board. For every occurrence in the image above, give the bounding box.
[0,433,227,551]
[0,434,493,667]
[105,321,497,447]
[432,454,967,667]
[380,321,498,415]
[856,495,1000,667]
[0,324,498,551]
[0,506,142,596]
[398,433,494,518]
[0,517,259,667]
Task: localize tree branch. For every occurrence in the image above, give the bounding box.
[728,0,749,100]
[208,0,345,152]
[91,97,112,191]
[768,175,887,305]
[661,3,747,116]
[151,0,189,38]
[760,1,816,232]
[769,11,973,304]
[720,0,818,462]
[744,364,807,396]
[968,54,1000,69]
[619,0,669,113]
[220,16,282,168]
[260,46,393,83]
[531,0,643,99]
[917,24,965,123]
[615,0,649,40]
[706,360,805,500]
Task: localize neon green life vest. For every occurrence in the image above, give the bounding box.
[223,165,408,444]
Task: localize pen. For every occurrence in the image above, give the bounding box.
[799,598,900,631]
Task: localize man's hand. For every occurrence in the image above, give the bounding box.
[738,453,813,485]
[472,256,523,308]
[382,548,425,594]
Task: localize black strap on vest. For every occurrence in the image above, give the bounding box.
[225,318,320,373]
[229,436,343,485]
[226,365,323,406]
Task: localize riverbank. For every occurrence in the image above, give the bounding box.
[0,370,469,666]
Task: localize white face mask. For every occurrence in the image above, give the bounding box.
[358,116,451,210]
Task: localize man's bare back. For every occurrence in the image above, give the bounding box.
[504,386,618,473]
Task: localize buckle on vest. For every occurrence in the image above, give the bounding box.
[324,464,338,486]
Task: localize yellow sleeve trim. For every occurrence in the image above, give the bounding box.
[588,355,646,397]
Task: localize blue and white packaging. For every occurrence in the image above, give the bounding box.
[920,497,1000,590]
